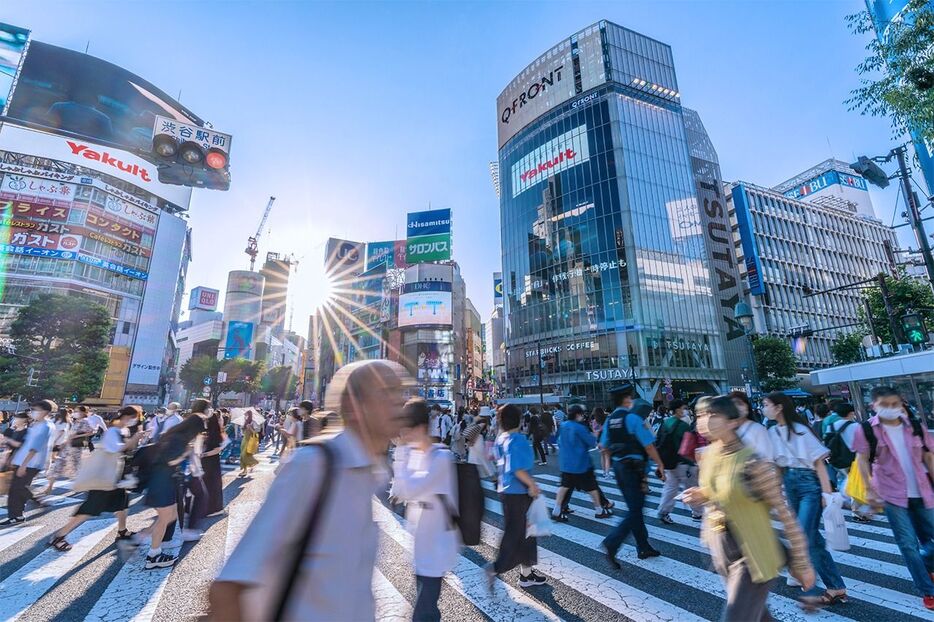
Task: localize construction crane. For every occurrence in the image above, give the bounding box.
[245,196,276,271]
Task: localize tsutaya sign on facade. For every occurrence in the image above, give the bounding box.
[511,125,590,198]
[585,368,635,382]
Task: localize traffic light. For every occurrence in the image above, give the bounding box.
[850,156,890,189]
[901,313,928,346]
[151,115,232,191]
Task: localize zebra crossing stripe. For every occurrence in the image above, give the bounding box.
[0,524,42,555]
[83,543,171,622]
[476,521,705,621]
[373,500,563,622]
[491,481,926,616]
[0,518,114,622]
[372,568,413,622]
[479,493,851,622]
[224,500,263,561]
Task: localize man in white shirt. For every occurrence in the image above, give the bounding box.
[428,404,443,442]
[2,399,56,525]
[211,360,412,621]
[146,404,183,442]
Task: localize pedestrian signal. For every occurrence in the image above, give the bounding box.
[901,314,928,346]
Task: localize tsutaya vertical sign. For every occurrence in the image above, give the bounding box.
[511,125,590,198]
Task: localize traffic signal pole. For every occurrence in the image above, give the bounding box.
[894,146,934,296]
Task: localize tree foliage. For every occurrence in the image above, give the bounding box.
[179,355,265,404]
[831,332,866,365]
[261,365,296,411]
[847,0,934,143]
[752,336,798,392]
[0,293,112,402]
[858,273,934,344]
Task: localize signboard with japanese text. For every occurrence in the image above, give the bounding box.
[7,227,81,251]
[0,198,69,221]
[77,253,148,280]
[85,208,145,243]
[0,124,192,206]
[365,240,395,271]
[152,115,231,157]
[406,232,451,264]
[103,193,157,231]
[0,173,76,206]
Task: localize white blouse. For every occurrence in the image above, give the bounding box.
[390,444,460,577]
[768,422,829,470]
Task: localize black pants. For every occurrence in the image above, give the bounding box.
[413,575,442,621]
[187,476,208,531]
[493,493,537,574]
[603,460,652,554]
[200,454,224,515]
[7,467,39,518]
[562,469,611,513]
[533,439,546,463]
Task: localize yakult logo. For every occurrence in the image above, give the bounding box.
[66,141,152,182]
[510,125,590,198]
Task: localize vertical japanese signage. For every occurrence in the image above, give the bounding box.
[365,240,395,271]
[406,208,452,264]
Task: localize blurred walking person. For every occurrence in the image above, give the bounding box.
[239,410,259,477]
[552,404,613,521]
[655,400,702,523]
[44,406,95,495]
[2,400,55,526]
[201,406,226,516]
[210,360,412,621]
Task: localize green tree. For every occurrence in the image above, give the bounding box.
[847,0,934,143]
[858,274,934,344]
[179,355,222,402]
[752,336,798,392]
[178,356,264,404]
[0,293,112,402]
[831,332,866,365]
[261,365,296,411]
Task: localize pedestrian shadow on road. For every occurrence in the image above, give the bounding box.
[515,583,587,622]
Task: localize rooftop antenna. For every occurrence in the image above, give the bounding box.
[84,41,89,54]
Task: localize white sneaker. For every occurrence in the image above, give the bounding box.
[164,535,184,549]
[180,529,202,542]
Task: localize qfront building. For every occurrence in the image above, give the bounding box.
[498,21,749,405]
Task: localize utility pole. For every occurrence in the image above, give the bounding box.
[878,273,903,346]
[894,146,934,296]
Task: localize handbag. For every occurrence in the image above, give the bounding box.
[246,434,259,454]
[72,450,123,492]
[526,495,553,538]
[678,430,698,461]
[822,492,850,551]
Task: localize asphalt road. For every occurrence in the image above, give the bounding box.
[1,445,933,621]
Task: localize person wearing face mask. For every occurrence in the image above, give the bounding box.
[655,400,702,523]
[682,395,815,621]
[210,360,413,621]
[1,401,57,526]
[146,403,183,443]
[762,391,847,607]
[852,386,934,611]
[730,391,773,463]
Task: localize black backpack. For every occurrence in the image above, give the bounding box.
[656,418,687,470]
[439,460,483,546]
[824,420,856,469]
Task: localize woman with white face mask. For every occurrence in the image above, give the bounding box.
[730,391,774,463]
[764,391,847,607]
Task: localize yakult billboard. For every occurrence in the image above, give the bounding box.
[510,124,590,198]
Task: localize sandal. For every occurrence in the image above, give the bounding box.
[48,535,72,551]
[799,590,847,610]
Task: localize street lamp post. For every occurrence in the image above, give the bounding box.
[733,301,759,395]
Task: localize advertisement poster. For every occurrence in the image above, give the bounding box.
[398,290,453,327]
[1,173,76,206]
[224,321,254,359]
[406,232,451,264]
[0,23,29,113]
[406,208,451,238]
[324,237,364,277]
[189,286,219,311]
[494,272,503,305]
[365,240,395,271]
[416,343,450,382]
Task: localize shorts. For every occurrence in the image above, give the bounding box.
[144,465,179,508]
[560,470,598,492]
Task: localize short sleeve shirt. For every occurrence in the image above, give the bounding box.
[768,422,828,469]
[494,432,534,494]
[600,410,655,460]
[12,419,54,469]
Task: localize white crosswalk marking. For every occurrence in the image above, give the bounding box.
[0,525,42,555]
[374,500,563,621]
[372,568,413,622]
[83,543,171,622]
[0,518,114,621]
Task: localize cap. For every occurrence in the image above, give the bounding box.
[630,398,653,419]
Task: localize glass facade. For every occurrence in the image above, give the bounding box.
[499,22,727,406]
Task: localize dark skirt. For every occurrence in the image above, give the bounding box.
[144,465,178,508]
[76,489,129,517]
[201,454,224,514]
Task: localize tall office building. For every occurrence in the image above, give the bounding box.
[497,20,731,404]
[259,252,291,335]
[728,174,897,370]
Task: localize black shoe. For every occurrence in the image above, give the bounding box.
[564,507,576,514]
[518,571,547,587]
[145,552,178,569]
[602,501,615,511]
[658,513,674,525]
[600,542,621,570]
[115,529,135,542]
[550,512,569,522]
[691,513,703,521]
[0,516,25,527]
[594,510,613,519]
[638,548,661,560]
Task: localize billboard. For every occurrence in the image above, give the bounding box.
[224,321,255,359]
[0,23,29,114]
[416,343,450,382]
[0,124,192,206]
[406,208,452,264]
[324,237,364,277]
[731,184,766,296]
[510,124,590,198]
[6,41,202,154]
[365,240,395,271]
[782,169,868,200]
[398,289,453,328]
[0,173,75,206]
[189,286,219,311]
[496,26,607,148]
[494,272,504,305]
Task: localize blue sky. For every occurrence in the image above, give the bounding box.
[4,0,911,331]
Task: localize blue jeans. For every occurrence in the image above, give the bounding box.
[884,499,934,597]
[783,468,845,592]
[602,459,652,554]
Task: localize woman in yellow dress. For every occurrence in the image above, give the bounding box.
[239,410,259,477]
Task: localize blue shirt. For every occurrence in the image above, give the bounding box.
[558,420,596,474]
[600,408,655,461]
[493,431,534,494]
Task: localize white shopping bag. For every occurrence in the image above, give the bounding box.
[822,492,850,551]
[526,495,553,538]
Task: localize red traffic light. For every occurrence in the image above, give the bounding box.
[205,148,228,170]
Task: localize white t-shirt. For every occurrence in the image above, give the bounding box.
[883,423,921,498]
[52,421,70,446]
[768,422,828,470]
[737,420,774,462]
[102,426,128,453]
[428,413,441,438]
[87,413,106,434]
